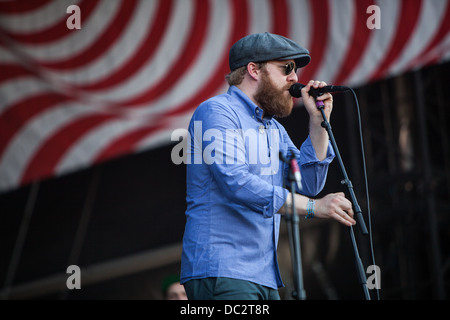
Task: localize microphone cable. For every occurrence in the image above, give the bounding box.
[349,88,380,300]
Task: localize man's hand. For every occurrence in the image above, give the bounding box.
[301,80,333,122]
[280,192,356,227]
[314,192,356,227]
[300,80,334,161]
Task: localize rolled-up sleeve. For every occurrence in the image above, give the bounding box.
[264,185,289,218]
[298,135,335,196]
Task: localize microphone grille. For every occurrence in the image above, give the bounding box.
[288,83,305,98]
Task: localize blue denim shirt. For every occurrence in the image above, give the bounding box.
[180,86,335,289]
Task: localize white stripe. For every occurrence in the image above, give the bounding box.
[287,0,311,48]
[288,0,311,79]
[314,0,354,84]
[0,0,81,33]
[247,0,272,34]
[388,0,448,76]
[346,0,401,86]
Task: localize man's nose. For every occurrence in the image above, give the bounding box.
[287,70,298,82]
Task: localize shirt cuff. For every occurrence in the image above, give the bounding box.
[262,185,289,218]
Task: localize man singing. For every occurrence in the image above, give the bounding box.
[180,32,356,300]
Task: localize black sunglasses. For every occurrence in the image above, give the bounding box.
[280,61,297,75]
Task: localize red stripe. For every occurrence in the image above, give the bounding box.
[271,0,288,36]
[77,0,172,91]
[332,0,374,85]
[404,0,450,70]
[93,0,250,161]
[20,113,116,186]
[2,0,99,45]
[113,0,209,107]
[0,0,51,14]
[0,93,72,159]
[369,0,423,81]
[37,0,137,70]
[298,0,329,83]
[0,65,34,83]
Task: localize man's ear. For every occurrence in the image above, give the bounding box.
[246,62,260,81]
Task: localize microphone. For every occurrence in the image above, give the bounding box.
[279,151,302,191]
[289,83,350,98]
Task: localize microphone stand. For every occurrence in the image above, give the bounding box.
[280,151,306,300]
[315,100,371,300]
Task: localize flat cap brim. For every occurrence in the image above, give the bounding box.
[229,32,310,71]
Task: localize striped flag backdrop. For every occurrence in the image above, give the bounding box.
[1,0,449,194]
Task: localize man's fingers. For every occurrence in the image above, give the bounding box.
[316,92,333,102]
[332,193,356,226]
[346,207,355,218]
[316,193,357,226]
[343,211,356,225]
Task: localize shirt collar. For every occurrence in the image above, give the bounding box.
[227,85,275,122]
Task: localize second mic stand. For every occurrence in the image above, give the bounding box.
[315,99,371,300]
[280,151,306,300]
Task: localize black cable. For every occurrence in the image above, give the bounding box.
[350,88,380,300]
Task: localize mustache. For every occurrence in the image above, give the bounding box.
[286,84,295,91]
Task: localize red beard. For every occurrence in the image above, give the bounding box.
[254,70,294,118]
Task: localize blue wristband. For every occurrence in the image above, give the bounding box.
[306,199,315,219]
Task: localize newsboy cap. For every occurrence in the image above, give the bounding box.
[229,32,310,71]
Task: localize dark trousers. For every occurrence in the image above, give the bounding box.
[183,277,280,300]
